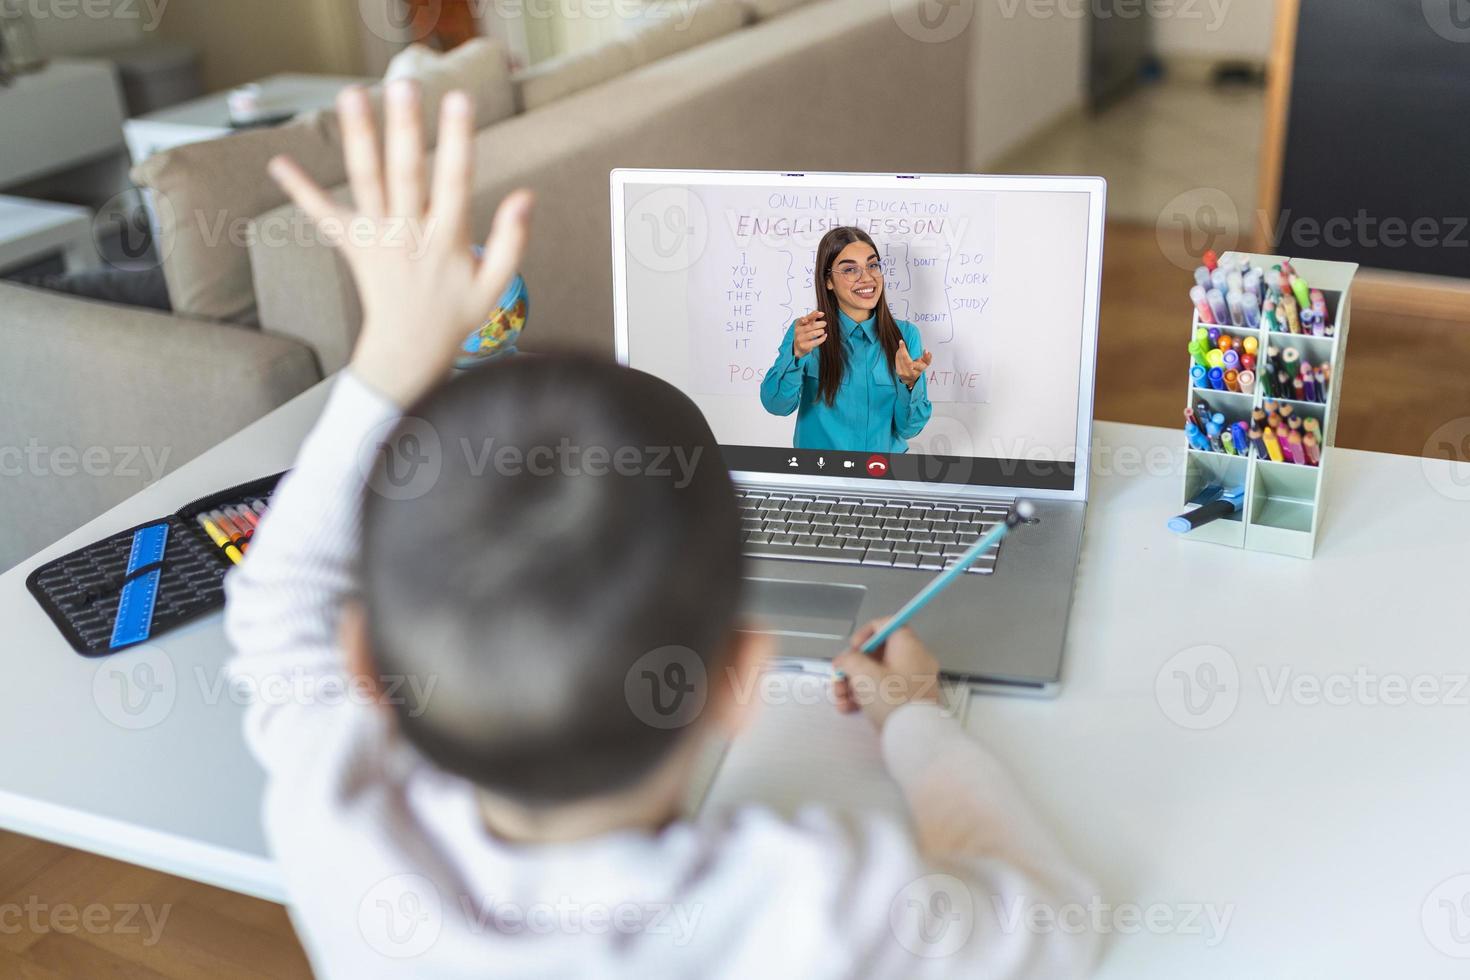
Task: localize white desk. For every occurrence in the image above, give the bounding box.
[2,381,1468,976]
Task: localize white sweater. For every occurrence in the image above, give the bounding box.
[223,372,1100,979]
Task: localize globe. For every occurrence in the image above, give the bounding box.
[456,271,528,369]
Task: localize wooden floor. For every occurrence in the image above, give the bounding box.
[0,831,311,979]
[4,221,1468,979]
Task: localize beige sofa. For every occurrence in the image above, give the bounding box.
[1,0,1007,571]
[254,0,979,373]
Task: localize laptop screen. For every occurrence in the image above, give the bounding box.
[612,172,1102,496]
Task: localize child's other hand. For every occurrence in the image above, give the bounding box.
[267,81,534,408]
[831,620,941,731]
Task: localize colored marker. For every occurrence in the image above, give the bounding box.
[1242,290,1261,328]
[1224,369,1240,392]
[1238,369,1256,393]
[198,515,244,565]
[1205,416,1225,453]
[1208,367,1226,391]
[1223,349,1240,371]
[1291,274,1312,311]
[1207,288,1231,326]
[1232,421,1250,455]
[1191,286,1216,324]
[1191,365,1208,389]
[1189,340,1211,369]
[1206,348,1226,369]
[209,509,251,552]
[1168,484,1245,534]
[226,504,261,537]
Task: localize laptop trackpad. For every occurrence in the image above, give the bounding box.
[740,578,866,641]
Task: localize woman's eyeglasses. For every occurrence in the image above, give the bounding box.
[832,261,884,284]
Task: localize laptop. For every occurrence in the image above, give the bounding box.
[610,170,1105,695]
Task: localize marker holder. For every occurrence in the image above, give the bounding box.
[1180,252,1356,559]
[25,472,285,656]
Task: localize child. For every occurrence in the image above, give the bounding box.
[225,80,1099,978]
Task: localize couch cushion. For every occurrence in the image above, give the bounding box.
[740,0,812,20]
[131,39,515,325]
[629,0,750,65]
[514,0,747,111]
[383,38,517,135]
[512,38,636,112]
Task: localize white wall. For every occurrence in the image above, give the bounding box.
[1152,0,1277,60]
[968,1,1088,168]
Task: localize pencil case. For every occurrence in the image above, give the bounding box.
[25,472,286,657]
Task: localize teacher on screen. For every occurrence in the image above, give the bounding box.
[759,226,933,453]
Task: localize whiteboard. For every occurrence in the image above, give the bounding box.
[683,184,999,404]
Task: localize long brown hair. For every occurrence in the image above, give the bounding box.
[813,227,904,407]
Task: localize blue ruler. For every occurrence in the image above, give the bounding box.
[109,523,170,650]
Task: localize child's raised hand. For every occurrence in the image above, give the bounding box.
[267,81,534,408]
[831,620,941,730]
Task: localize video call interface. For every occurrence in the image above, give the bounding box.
[619,179,1095,490]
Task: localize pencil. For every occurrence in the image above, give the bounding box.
[857,501,1037,657]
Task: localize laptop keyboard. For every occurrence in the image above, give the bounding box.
[737,489,1011,574]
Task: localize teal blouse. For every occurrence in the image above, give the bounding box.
[759,311,933,453]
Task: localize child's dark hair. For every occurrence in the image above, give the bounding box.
[360,354,742,806]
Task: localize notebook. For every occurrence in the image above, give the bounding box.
[688,665,972,826]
